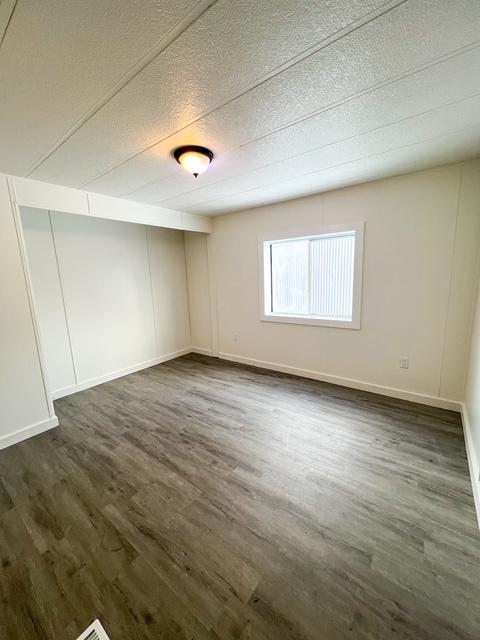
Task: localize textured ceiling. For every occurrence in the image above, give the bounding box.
[1,0,479,216]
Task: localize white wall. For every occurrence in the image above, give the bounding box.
[466,279,480,453]
[465,281,480,521]
[52,212,157,388]
[21,209,191,398]
[21,208,77,393]
[0,170,208,451]
[147,226,191,356]
[187,160,480,407]
[0,178,54,447]
[184,232,212,352]
[463,162,480,520]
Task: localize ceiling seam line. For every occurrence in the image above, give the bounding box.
[80,34,480,192]
[150,91,480,206]
[235,41,480,149]
[181,123,480,211]
[23,0,218,177]
[41,0,409,189]
[84,35,480,195]
[77,0,408,187]
[0,0,18,51]
[121,170,180,198]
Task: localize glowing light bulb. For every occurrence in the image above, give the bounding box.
[178,150,211,176]
[173,146,213,177]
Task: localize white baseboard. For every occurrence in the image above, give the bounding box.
[1,349,193,451]
[218,352,462,412]
[190,347,214,356]
[460,403,480,528]
[0,415,59,451]
[6,349,463,455]
[52,347,191,400]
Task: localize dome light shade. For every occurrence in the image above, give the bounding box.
[173,145,214,177]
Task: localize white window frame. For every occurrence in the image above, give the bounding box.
[259,222,364,329]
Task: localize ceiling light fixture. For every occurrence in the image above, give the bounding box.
[173,145,214,177]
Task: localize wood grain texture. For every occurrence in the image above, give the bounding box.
[0,354,479,639]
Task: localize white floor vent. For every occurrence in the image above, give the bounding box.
[76,620,110,640]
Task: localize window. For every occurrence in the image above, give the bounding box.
[260,223,364,329]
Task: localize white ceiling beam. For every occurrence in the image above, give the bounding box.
[8,175,212,233]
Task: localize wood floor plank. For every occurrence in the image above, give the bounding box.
[0,353,479,639]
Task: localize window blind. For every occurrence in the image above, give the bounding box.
[310,233,355,319]
[270,232,355,320]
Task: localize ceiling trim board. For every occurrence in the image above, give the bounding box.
[152,91,480,206]
[24,0,218,177]
[13,176,90,216]
[8,175,211,232]
[86,192,212,232]
[78,0,408,189]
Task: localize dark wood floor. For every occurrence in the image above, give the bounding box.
[0,354,479,639]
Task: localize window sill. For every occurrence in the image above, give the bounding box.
[261,313,360,329]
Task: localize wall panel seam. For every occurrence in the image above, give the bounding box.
[437,164,463,399]
[0,0,17,51]
[5,177,55,418]
[182,233,194,342]
[462,170,480,397]
[144,225,160,356]
[48,210,79,385]
[206,233,218,355]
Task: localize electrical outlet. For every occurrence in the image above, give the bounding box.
[400,357,409,369]
[233,333,239,342]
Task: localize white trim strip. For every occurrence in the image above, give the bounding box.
[259,222,364,330]
[0,416,59,451]
[51,348,191,399]
[1,350,468,462]
[5,176,56,418]
[190,347,214,356]
[218,351,462,412]
[460,403,480,528]
[51,346,460,414]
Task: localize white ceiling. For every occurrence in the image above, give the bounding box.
[1,0,479,216]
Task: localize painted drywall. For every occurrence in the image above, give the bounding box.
[443,161,480,399]
[20,208,77,393]
[187,161,480,406]
[51,212,157,386]
[0,178,52,443]
[21,209,191,397]
[1,170,203,450]
[184,232,212,352]
[463,161,480,519]
[464,277,480,521]
[147,226,191,356]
